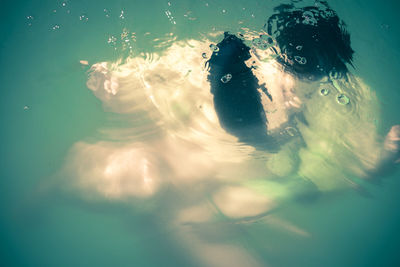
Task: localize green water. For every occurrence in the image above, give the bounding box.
[1,0,400,266]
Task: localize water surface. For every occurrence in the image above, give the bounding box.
[1,0,400,266]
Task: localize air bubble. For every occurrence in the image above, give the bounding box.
[121,29,128,39]
[129,33,135,42]
[202,52,207,59]
[23,105,30,111]
[320,88,329,96]
[104,9,110,18]
[26,15,34,26]
[119,10,125,19]
[209,44,219,52]
[294,56,307,64]
[285,127,297,137]
[296,45,302,50]
[108,35,117,44]
[107,35,117,49]
[337,94,350,105]
[79,14,88,22]
[165,9,176,24]
[221,73,232,83]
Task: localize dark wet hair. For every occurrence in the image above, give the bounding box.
[206,2,353,149]
[206,32,278,149]
[265,1,354,79]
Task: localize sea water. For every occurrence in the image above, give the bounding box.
[1,0,400,266]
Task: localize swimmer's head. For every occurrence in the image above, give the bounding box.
[266,1,354,80]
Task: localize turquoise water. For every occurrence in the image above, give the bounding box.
[1,0,400,266]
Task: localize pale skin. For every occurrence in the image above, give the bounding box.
[64,37,399,267]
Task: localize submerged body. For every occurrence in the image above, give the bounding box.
[62,2,400,266]
[64,36,399,266]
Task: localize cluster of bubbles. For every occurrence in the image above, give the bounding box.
[165,10,177,25]
[26,1,90,31]
[106,28,136,54]
[220,73,232,83]
[119,10,125,20]
[26,15,34,26]
[108,35,117,49]
[316,64,324,72]
[121,28,134,55]
[294,55,307,65]
[79,13,89,22]
[319,87,350,105]
[104,9,110,18]
[60,1,71,14]
[183,11,196,21]
[209,44,220,53]
[52,24,60,30]
[26,1,141,57]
